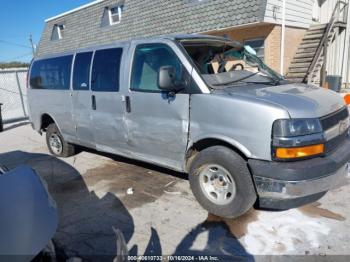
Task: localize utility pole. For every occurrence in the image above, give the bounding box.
[29,34,36,57]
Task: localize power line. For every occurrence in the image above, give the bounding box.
[0,34,39,39]
[0,52,33,63]
[0,40,32,49]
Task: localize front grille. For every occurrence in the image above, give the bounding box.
[325,131,348,153]
[321,107,350,153]
[320,107,349,130]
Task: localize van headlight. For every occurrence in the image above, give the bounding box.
[272,119,325,160]
[273,119,322,137]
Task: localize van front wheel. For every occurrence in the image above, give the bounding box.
[46,123,75,158]
[189,146,256,218]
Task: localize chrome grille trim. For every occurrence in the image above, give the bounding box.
[324,117,350,141]
[320,107,349,131]
[321,107,350,153]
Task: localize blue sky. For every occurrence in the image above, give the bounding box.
[0,0,93,63]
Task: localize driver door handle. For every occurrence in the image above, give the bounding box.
[125,96,131,113]
[91,95,96,110]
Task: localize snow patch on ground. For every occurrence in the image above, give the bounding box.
[243,209,330,254]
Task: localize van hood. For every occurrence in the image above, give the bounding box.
[215,83,345,118]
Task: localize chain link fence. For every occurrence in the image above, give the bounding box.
[0,68,28,127]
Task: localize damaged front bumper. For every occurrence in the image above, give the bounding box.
[249,138,350,210]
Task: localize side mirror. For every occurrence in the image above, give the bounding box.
[158,66,181,92]
[244,45,257,56]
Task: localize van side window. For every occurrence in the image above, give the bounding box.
[130,44,183,92]
[30,55,73,90]
[91,48,122,92]
[73,52,93,90]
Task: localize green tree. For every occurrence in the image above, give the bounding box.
[0,61,30,69]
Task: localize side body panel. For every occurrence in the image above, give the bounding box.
[71,90,94,147]
[91,92,128,154]
[189,93,290,161]
[122,92,190,169]
[27,89,76,143]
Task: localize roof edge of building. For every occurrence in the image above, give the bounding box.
[45,0,105,22]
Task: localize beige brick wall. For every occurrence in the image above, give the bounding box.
[283,26,306,74]
[265,25,281,73]
[206,24,306,75]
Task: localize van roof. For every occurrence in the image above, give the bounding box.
[110,33,236,43]
[163,34,229,41]
[159,33,238,43]
[34,34,242,60]
[167,34,242,46]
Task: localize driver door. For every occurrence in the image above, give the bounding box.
[123,43,192,170]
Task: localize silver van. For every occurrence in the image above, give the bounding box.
[28,35,350,218]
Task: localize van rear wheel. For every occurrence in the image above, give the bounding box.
[46,123,75,158]
[189,146,256,218]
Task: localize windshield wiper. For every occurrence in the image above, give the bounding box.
[211,72,259,86]
[260,73,281,86]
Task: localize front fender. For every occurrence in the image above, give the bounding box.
[188,134,253,158]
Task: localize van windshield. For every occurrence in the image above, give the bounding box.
[179,39,284,88]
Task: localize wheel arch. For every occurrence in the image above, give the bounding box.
[40,113,63,135]
[185,135,252,171]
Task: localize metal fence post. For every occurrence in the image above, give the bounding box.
[15,71,27,117]
[0,103,3,132]
[0,69,29,125]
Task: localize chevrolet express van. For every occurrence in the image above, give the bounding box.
[28,35,350,218]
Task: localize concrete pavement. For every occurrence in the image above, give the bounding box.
[1,123,350,261]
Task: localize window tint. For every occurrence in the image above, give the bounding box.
[30,55,73,90]
[73,52,93,90]
[131,44,183,92]
[91,48,122,92]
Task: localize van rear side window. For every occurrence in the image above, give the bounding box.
[91,48,122,92]
[30,55,73,90]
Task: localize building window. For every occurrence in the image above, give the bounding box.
[108,6,122,25]
[51,24,65,41]
[244,38,265,61]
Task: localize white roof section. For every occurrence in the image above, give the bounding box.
[45,0,105,22]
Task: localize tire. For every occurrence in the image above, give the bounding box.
[189,146,257,218]
[46,123,75,158]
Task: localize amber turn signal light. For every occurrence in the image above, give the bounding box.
[275,144,325,159]
[344,94,350,106]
